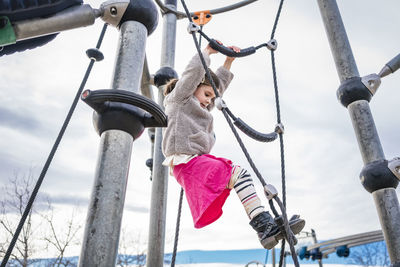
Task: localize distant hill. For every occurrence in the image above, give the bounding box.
[13,240,388,266]
[165,248,349,265]
[165,240,388,266]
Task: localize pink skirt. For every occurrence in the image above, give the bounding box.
[173,154,233,228]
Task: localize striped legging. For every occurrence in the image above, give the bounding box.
[227,165,264,219]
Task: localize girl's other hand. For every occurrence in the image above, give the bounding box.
[229,46,241,53]
[225,46,241,62]
[204,40,222,55]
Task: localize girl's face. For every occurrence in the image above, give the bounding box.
[194,85,216,109]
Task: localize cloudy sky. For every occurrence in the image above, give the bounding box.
[0,0,399,257]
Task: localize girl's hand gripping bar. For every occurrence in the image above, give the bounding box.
[208,38,256,58]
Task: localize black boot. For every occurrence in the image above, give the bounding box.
[249,211,305,250]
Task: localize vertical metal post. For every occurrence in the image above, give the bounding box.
[79,21,147,267]
[311,229,323,267]
[159,0,177,68]
[317,0,400,264]
[373,189,400,263]
[272,248,276,267]
[146,0,177,266]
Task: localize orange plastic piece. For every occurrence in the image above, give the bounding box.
[192,10,212,26]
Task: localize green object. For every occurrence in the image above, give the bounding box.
[0,16,16,46]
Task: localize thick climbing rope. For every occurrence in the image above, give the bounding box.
[170,188,184,267]
[265,0,296,264]
[198,25,203,48]
[0,23,108,267]
[171,1,301,266]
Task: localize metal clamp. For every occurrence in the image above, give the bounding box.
[192,11,212,26]
[388,157,400,181]
[264,184,278,200]
[266,39,277,51]
[275,123,284,134]
[160,3,178,16]
[215,97,227,110]
[187,22,200,34]
[361,73,381,96]
[100,0,130,27]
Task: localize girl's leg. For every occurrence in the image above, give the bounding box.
[227,165,264,219]
[228,165,306,250]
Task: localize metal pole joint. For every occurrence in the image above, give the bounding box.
[337,77,372,107]
[388,157,400,180]
[360,159,399,193]
[100,0,158,34]
[118,0,159,34]
[99,0,130,27]
[361,73,381,96]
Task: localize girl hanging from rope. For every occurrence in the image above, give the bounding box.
[162,42,305,249]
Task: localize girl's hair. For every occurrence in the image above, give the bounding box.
[164,68,220,96]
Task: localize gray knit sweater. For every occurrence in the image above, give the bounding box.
[162,52,234,157]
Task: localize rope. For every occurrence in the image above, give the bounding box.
[275,197,299,267]
[270,0,285,40]
[279,240,286,267]
[199,25,203,48]
[266,0,292,265]
[0,23,108,267]
[170,188,184,267]
[222,109,266,187]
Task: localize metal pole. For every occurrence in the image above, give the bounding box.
[373,189,400,262]
[317,0,400,264]
[160,1,177,68]
[13,5,99,41]
[146,0,177,266]
[79,21,147,267]
[311,229,323,267]
[154,0,259,19]
[272,248,276,267]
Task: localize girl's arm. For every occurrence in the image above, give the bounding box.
[168,44,218,102]
[222,46,240,71]
[215,46,240,96]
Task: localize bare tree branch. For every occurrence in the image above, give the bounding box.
[350,241,389,267]
[40,199,82,267]
[117,227,147,267]
[0,169,42,266]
